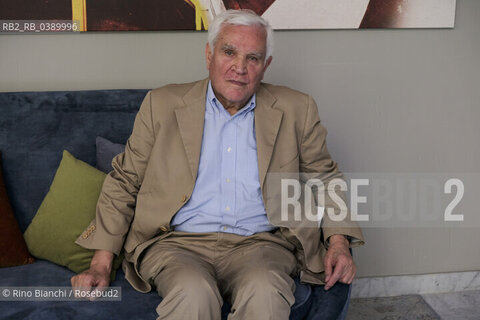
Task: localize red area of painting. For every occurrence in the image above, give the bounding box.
[86,0,196,31]
[360,0,403,28]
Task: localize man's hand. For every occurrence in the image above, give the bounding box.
[324,235,355,290]
[70,250,113,300]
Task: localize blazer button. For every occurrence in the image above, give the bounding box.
[160,225,168,232]
[181,195,188,203]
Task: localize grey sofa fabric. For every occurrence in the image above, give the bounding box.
[95,136,126,173]
[0,90,146,232]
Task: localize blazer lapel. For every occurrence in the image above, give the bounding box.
[255,84,283,188]
[175,79,208,180]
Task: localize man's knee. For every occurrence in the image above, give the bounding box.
[176,272,221,303]
[155,268,223,319]
[233,269,296,309]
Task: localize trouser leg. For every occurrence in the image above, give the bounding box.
[217,235,297,320]
[138,238,222,320]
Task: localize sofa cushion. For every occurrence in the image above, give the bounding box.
[0,151,35,267]
[23,150,122,279]
[95,136,125,173]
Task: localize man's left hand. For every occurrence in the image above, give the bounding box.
[324,234,356,290]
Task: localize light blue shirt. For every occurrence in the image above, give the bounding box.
[171,82,275,235]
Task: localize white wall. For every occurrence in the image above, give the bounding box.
[1,0,479,277]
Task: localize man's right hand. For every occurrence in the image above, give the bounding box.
[70,250,113,300]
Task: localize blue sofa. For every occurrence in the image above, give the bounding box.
[0,89,351,320]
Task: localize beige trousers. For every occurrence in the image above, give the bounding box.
[138,231,298,320]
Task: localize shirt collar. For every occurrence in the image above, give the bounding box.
[207,81,256,117]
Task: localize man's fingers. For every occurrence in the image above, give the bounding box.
[338,263,356,285]
[71,274,95,299]
[325,254,355,290]
[89,280,109,301]
[71,274,93,290]
[324,272,340,290]
[97,279,109,288]
[347,274,355,284]
[339,272,352,285]
[71,266,111,301]
[324,261,344,290]
[324,255,334,283]
[345,265,357,284]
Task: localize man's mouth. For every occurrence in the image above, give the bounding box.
[228,80,247,86]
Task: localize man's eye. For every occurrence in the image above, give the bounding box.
[225,50,233,56]
[248,56,259,62]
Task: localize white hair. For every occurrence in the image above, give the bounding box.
[208,9,274,63]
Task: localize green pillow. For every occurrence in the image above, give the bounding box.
[24,150,122,280]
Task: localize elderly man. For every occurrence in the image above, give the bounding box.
[72,9,364,320]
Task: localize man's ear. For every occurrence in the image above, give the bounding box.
[205,43,212,70]
[263,56,273,73]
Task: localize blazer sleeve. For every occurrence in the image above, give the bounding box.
[299,95,365,248]
[75,91,156,255]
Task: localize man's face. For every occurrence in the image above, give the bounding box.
[206,24,272,110]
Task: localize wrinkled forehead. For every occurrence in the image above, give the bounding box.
[216,23,267,50]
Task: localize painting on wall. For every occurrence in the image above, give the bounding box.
[0,0,456,32]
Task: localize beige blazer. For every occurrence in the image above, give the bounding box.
[76,78,364,292]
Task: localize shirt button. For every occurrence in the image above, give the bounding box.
[226,178,231,183]
[181,195,188,202]
[223,226,228,231]
[225,206,230,211]
[160,225,168,232]
[227,147,232,152]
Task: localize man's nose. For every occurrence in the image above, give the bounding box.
[233,58,247,74]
